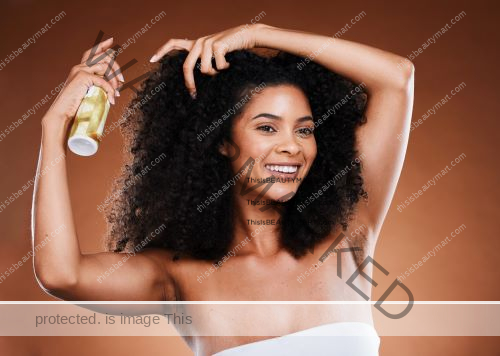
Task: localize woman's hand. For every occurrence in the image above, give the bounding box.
[43,37,124,131]
[150,24,265,98]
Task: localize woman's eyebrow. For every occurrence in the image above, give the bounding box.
[251,113,314,122]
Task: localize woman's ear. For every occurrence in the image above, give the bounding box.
[218,141,229,156]
[218,138,240,162]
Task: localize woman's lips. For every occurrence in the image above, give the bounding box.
[263,163,302,181]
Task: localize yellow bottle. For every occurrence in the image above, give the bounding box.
[67,85,110,156]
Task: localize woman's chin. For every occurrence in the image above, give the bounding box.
[265,186,297,203]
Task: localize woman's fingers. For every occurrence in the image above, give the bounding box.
[99,50,123,94]
[79,39,125,97]
[101,48,125,82]
[150,39,194,62]
[81,37,114,64]
[70,62,118,102]
[89,54,119,89]
[182,39,204,98]
[75,71,116,105]
[72,62,110,78]
[82,55,120,94]
[90,49,126,95]
[90,48,125,82]
[213,41,230,70]
[150,36,230,98]
[200,40,218,76]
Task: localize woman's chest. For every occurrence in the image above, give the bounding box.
[169,238,375,352]
[177,245,372,302]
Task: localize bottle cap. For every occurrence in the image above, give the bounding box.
[68,135,98,156]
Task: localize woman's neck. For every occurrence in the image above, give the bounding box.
[229,191,284,257]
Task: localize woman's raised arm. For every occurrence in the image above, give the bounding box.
[252,24,415,234]
[31,39,176,313]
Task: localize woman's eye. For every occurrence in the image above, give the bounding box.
[297,127,314,136]
[257,125,276,133]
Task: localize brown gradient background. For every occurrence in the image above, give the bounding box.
[1,0,499,354]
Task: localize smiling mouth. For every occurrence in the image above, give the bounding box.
[265,164,299,173]
[264,164,302,179]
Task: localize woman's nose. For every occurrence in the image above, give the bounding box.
[275,132,301,155]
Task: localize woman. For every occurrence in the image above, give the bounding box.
[32,23,414,355]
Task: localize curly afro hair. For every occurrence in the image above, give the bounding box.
[104,49,367,262]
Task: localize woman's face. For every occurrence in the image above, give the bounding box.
[221,84,317,202]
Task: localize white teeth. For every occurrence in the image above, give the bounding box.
[265,165,298,173]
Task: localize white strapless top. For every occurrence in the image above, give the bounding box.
[212,322,380,356]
